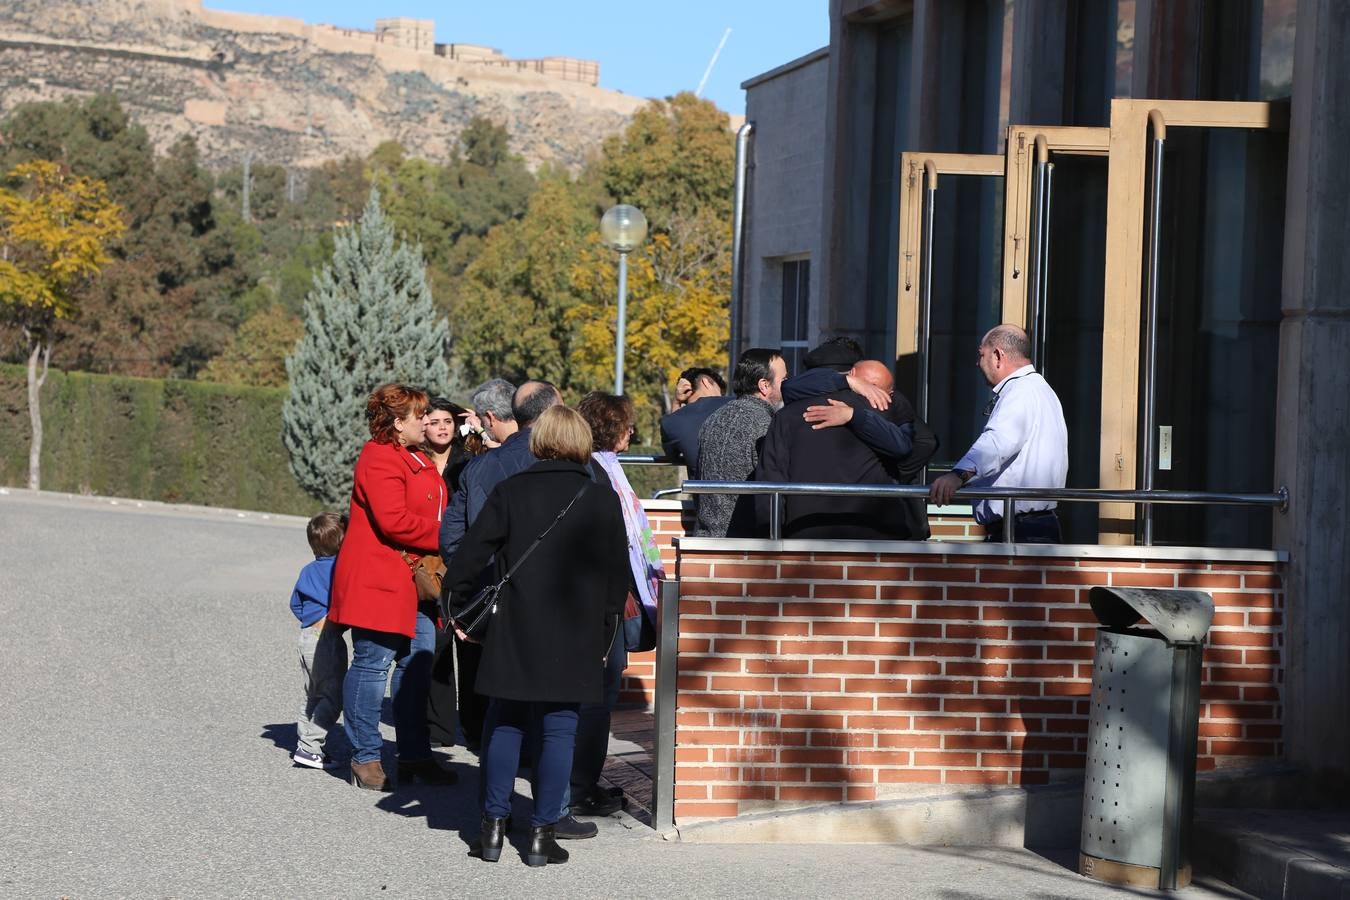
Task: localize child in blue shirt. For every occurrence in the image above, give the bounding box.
[290,512,348,769]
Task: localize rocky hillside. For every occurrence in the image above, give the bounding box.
[0,0,646,171]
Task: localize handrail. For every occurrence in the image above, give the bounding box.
[1140,109,1167,545]
[615,454,675,465]
[1028,134,1054,374]
[678,480,1288,545]
[917,160,938,423]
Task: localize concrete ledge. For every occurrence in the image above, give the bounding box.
[1194,812,1350,900]
[668,767,1314,849]
[672,782,1085,847]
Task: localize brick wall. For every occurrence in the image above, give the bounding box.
[670,543,1284,822]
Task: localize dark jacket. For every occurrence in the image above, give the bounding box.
[443,460,629,704]
[754,388,938,540]
[438,429,537,566]
[660,395,731,475]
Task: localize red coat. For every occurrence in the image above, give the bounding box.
[330,441,445,638]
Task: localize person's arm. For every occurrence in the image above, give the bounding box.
[781,368,847,405]
[931,389,1028,504]
[438,476,471,567]
[802,398,915,459]
[903,414,940,473]
[289,579,306,623]
[752,414,790,529]
[955,388,1031,477]
[602,498,630,624]
[443,484,509,596]
[659,415,684,465]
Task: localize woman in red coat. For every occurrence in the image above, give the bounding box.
[330,383,457,791]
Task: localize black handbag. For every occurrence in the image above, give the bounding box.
[446,482,589,642]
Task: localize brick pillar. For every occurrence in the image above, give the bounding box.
[1274,0,1350,784]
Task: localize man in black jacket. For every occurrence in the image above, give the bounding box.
[755,347,938,540]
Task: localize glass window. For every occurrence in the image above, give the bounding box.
[780,258,810,374]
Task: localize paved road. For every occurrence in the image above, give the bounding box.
[0,489,1252,899]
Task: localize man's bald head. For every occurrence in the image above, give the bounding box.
[850,360,894,393]
[981,325,1032,362]
[977,324,1034,386]
[512,380,562,428]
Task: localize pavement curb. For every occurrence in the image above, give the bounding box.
[1194,818,1350,900]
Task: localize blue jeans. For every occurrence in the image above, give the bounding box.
[342,606,436,765]
[482,699,579,827]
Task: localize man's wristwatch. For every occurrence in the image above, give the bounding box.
[952,468,975,485]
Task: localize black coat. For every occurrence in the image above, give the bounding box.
[444,460,629,704]
[754,389,938,540]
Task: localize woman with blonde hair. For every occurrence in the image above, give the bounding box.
[445,405,629,866]
[329,383,457,791]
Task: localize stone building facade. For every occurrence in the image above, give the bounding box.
[731,0,1348,790]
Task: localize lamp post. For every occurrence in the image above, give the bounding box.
[599,204,648,395]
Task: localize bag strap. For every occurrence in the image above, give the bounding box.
[493,480,590,588]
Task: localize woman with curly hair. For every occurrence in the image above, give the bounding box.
[329,383,458,791]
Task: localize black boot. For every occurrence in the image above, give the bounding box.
[471,815,506,863]
[525,824,569,867]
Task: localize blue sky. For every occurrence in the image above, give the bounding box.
[206,1,830,115]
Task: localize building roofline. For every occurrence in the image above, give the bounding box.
[741,46,830,90]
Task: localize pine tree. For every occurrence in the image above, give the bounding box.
[282,187,451,505]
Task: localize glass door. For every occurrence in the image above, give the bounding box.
[896,151,1005,468]
[1100,100,1288,546]
[999,125,1111,543]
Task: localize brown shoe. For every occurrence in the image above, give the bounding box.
[350,759,391,792]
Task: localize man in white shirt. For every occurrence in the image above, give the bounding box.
[929,324,1068,543]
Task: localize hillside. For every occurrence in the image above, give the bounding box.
[0,0,647,171]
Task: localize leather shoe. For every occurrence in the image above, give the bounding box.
[570,789,621,817]
[397,758,458,786]
[470,815,506,863]
[551,814,597,840]
[525,824,569,866]
[350,759,391,792]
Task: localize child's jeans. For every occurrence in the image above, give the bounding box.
[296,621,348,757]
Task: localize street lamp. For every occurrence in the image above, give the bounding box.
[599,204,648,395]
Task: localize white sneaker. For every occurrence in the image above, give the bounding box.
[292,749,339,770]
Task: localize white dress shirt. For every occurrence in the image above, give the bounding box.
[954,364,1068,523]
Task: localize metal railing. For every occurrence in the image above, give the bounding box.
[674,481,1288,546]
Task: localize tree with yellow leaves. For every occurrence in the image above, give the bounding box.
[569,209,730,420]
[0,160,125,489]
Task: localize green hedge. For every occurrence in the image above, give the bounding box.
[0,364,321,516]
[0,364,680,514]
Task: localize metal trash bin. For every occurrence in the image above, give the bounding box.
[1078,586,1215,891]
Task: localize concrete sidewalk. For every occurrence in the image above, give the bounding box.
[0,489,1255,897]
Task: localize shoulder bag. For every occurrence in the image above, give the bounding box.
[445,481,590,642]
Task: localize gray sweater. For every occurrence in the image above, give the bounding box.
[693,396,775,537]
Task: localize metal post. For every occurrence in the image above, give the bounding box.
[1141,110,1166,547]
[917,161,938,422]
[614,251,629,395]
[1002,497,1017,545]
[1026,136,1048,369]
[728,122,753,371]
[651,578,680,833]
[1037,160,1054,375]
[769,492,783,540]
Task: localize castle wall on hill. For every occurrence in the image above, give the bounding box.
[182,0,599,86]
